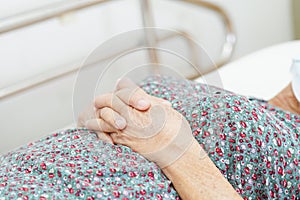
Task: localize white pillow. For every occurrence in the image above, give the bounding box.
[196,40,300,100]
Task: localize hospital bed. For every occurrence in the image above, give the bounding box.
[0,0,296,155]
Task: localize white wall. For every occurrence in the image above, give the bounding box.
[0,0,295,153]
[0,0,64,19]
[0,0,142,88]
[214,0,294,58]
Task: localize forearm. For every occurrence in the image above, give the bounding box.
[269,83,300,115]
[162,139,242,200]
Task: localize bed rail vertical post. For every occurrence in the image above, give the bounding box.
[139,0,160,75]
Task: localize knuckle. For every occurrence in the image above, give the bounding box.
[94,94,105,105]
[98,120,105,130]
[111,96,121,107]
[119,106,129,118]
[111,133,119,142]
[95,93,113,107]
[114,89,125,101]
[104,93,114,106]
[100,108,110,118]
[95,109,101,118]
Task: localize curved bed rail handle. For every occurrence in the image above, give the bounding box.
[139,0,236,79]
[178,1,237,79]
[181,0,236,69]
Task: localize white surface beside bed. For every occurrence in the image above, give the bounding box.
[196,40,300,100]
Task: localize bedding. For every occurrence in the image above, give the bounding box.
[196,41,300,100]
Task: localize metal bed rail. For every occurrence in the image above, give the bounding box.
[0,0,236,99]
[0,0,110,34]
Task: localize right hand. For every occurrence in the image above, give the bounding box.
[77,78,168,144]
[87,78,195,168]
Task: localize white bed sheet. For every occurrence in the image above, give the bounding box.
[196,40,300,100]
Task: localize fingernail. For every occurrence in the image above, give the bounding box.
[137,99,150,108]
[115,118,126,129]
[115,78,122,90]
[116,78,121,85]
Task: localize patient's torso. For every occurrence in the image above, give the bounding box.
[0,76,299,199]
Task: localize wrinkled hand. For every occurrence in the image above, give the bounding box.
[82,78,195,168]
[77,78,153,143]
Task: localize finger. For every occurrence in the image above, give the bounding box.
[115,78,151,111]
[96,131,114,144]
[162,100,172,106]
[152,96,172,107]
[116,78,171,108]
[77,105,98,127]
[110,132,128,146]
[115,77,138,90]
[110,133,120,144]
[94,93,126,113]
[115,87,151,111]
[85,118,116,132]
[116,87,172,110]
[99,107,127,130]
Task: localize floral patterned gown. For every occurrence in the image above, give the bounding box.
[0,76,299,199]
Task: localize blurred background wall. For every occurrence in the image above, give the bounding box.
[0,0,295,89]
[293,0,300,39]
[0,0,297,153]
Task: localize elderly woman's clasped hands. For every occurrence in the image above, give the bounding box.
[78,78,196,168]
[78,78,242,200]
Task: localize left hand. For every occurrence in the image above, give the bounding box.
[91,78,195,168]
[77,78,168,144]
